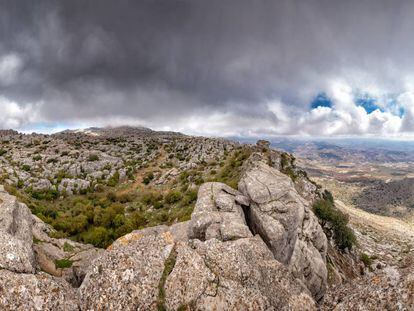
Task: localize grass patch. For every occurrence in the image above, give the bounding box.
[359,252,373,267]
[54,258,73,269]
[63,242,75,252]
[157,247,177,311]
[213,147,252,189]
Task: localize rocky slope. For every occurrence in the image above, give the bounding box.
[0,127,236,196]
[0,143,330,310]
[1,136,412,310]
[322,201,414,309]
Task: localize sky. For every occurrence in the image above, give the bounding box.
[2,1,414,138]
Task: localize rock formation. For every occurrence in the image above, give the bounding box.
[238,153,328,300]
[1,134,414,310]
[0,148,330,310]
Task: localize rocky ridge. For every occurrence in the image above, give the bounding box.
[0,127,236,196]
[0,144,329,310]
[1,137,412,310]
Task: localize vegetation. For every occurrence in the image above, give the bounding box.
[2,144,253,249]
[63,242,75,252]
[33,155,42,161]
[313,190,356,250]
[88,154,99,161]
[157,247,177,311]
[143,172,154,185]
[359,252,373,267]
[212,147,252,189]
[54,258,73,269]
[0,149,7,156]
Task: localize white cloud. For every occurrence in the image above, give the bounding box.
[0,53,23,86]
[0,96,42,129]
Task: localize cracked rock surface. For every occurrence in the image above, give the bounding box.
[239,154,328,300]
[0,147,330,310]
[0,185,35,273]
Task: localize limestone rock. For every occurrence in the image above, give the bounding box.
[165,236,316,311]
[188,182,252,242]
[0,270,79,311]
[238,155,328,300]
[80,226,315,310]
[78,228,175,310]
[0,185,35,273]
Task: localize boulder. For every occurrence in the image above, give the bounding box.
[188,182,252,242]
[238,155,328,301]
[79,227,175,310]
[0,270,79,311]
[0,185,35,273]
[165,236,316,311]
[80,226,315,310]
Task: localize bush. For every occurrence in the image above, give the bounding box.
[22,164,31,172]
[0,149,7,156]
[313,196,356,250]
[360,252,373,267]
[88,154,99,162]
[31,189,59,201]
[54,258,73,269]
[81,226,112,248]
[142,172,154,185]
[107,171,120,187]
[165,191,183,204]
[63,242,74,252]
[33,155,42,161]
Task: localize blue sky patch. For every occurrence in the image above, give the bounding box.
[354,94,383,114]
[310,93,332,109]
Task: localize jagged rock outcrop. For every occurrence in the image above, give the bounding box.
[80,224,316,310]
[188,182,252,241]
[0,146,332,310]
[0,186,101,310]
[79,227,176,310]
[165,236,315,310]
[238,153,328,300]
[0,270,79,310]
[0,185,35,273]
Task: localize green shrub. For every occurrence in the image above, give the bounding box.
[360,253,372,267]
[165,191,183,204]
[63,242,75,252]
[31,189,59,201]
[88,154,99,162]
[143,172,154,185]
[81,226,112,248]
[54,258,73,269]
[22,164,31,172]
[107,171,120,187]
[0,149,7,156]
[313,196,356,250]
[33,155,42,161]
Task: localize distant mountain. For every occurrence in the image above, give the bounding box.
[263,138,414,163]
[56,126,185,138]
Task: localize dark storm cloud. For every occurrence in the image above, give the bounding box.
[2,0,414,136]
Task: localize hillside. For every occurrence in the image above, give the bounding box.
[0,128,413,309]
[0,127,243,247]
[354,178,414,217]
